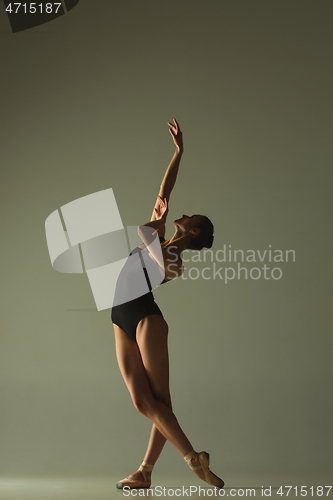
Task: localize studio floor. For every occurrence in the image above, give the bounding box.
[0,474,332,500]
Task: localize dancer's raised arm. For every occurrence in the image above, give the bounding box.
[150,118,184,237]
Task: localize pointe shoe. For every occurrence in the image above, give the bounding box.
[116,461,154,489]
[184,450,225,489]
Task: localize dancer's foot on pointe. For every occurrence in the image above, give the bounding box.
[183,450,224,488]
[116,461,154,489]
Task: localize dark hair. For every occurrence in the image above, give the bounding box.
[188,215,214,250]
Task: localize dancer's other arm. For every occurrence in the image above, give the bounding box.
[139,197,183,279]
[138,199,168,271]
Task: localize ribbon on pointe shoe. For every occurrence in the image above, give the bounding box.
[183,450,224,489]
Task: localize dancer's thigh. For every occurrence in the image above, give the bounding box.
[113,323,154,408]
[136,315,171,408]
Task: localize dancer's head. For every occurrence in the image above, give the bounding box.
[174,214,214,250]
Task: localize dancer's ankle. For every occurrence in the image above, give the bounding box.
[139,461,154,481]
[183,449,197,464]
[183,449,205,481]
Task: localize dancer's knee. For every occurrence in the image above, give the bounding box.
[132,396,155,417]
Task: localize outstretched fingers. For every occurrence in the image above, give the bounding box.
[167,118,183,151]
[167,118,178,134]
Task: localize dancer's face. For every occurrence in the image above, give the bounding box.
[174,214,203,234]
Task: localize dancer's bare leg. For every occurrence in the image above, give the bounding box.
[138,316,170,466]
[143,424,167,465]
[114,316,205,482]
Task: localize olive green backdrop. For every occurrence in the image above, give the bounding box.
[1,0,332,482]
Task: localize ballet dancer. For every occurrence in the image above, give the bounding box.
[111,118,223,489]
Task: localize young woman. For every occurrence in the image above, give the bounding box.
[111,119,223,489]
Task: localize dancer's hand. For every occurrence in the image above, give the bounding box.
[154,196,168,222]
[168,118,183,152]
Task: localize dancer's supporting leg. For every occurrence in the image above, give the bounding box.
[143,424,167,467]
